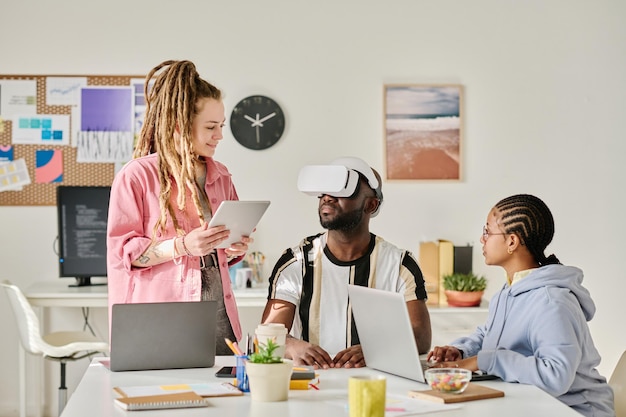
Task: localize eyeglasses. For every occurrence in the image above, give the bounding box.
[482,225,508,240]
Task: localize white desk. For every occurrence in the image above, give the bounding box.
[25,281,109,308]
[60,356,580,417]
[23,281,267,308]
[23,281,490,350]
[21,282,267,417]
[23,281,267,336]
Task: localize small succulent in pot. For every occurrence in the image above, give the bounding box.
[248,339,283,364]
[442,272,487,307]
[442,272,487,292]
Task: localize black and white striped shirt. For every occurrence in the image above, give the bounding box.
[267,232,427,355]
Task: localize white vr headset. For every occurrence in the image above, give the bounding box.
[297,157,383,217]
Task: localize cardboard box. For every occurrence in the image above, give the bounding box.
[418,240,454,306]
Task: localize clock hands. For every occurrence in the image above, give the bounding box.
[255,112,276,126]
[244,112,277,128]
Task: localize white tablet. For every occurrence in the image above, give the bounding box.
[208,200,271,248]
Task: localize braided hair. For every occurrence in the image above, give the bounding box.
[134,60,222,238]
[494,194,561,266]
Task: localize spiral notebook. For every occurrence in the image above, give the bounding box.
[114,391,209,411]
[114,382,243,398]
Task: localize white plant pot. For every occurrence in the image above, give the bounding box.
[245,359,294,402]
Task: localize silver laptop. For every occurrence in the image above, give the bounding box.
[110,301,217,372]
[348,285,427,382]
[348,285,499,383]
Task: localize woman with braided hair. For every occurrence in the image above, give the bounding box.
[427,194,614,417]
[107,60,252,355]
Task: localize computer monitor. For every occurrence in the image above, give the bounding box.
[56,186,110,287]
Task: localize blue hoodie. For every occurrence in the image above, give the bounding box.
[451,264,614,417]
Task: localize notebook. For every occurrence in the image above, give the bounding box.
[114,391,210,411]
[348,285,428,382]
[110,301,217,372]
[348,285,498,383]
[114,382,243,398]
[207,200,271,248]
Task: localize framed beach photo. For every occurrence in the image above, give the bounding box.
[384,84,463,180]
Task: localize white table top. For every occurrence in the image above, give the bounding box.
[23,281,268,308]
[60,356,579,417]
[25,281,109,307]
[23,281,489,313]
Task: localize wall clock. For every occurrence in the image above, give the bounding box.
[229,95,286,150]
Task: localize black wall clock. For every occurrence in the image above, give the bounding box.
[229,95,286,150]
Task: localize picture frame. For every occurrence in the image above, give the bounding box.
[384,84,463,180]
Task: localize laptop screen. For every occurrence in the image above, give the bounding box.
[110,301,217,372]
[348,285,426,382]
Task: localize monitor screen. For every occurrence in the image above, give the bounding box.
[57,186,110,287]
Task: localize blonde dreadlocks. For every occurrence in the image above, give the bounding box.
[134,60,222,239]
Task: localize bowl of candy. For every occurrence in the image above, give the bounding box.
[424,368,471,394]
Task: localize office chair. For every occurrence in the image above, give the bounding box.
[1,280,109,417]
[610,350,626,417]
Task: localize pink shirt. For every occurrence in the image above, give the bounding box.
[106,153,242,341]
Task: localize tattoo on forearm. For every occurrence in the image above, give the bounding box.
[138,245,166,265]
[152,246,165,259]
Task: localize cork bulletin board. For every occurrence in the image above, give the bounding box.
[0,74,143,206]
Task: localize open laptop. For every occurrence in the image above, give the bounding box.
[348,285,428,382]
[110,301,217,372]
[348,285,498,383]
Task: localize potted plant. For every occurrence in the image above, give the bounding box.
[442,272,487,307]
[245,339,293,402]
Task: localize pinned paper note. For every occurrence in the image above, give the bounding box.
[35,149,63,183]
[12,114,70,145]
[0,80,37,118]
[0,145,13,162]
[46,76,88,106]
[76,86,134,162]
[0,158,31,191]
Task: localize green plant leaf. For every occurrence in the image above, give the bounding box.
[442,272,487,292]
[248,339,284,364]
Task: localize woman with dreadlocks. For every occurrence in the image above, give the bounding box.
[107,60,251,355]
[427,194,614,417]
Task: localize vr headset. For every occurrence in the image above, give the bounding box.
[297,157,383,217]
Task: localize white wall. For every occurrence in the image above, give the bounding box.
[1,0,624,415]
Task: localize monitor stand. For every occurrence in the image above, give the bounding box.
[69,277,107,287]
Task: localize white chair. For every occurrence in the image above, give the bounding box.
[610,350,626,417]
[1,280,109,417]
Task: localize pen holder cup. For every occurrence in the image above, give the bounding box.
[236,355,250,392]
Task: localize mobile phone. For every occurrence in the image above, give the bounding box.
[215,366,237,378]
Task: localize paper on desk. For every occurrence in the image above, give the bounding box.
[385,394,461,416]
[327,394,461,416]
[114,382,242,398]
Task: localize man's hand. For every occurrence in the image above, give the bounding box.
[429,356,478,372]
[426,345,463,363]
[285,338,334,369]
[332,345,365,368]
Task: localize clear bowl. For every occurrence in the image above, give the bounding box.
[424,368,471,394]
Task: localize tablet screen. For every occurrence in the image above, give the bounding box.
[208,200,271,248]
